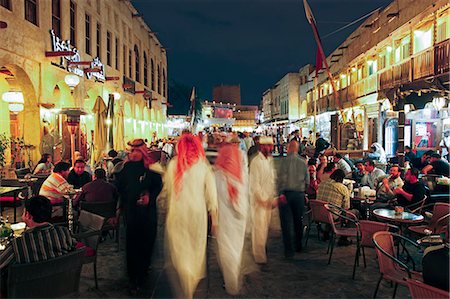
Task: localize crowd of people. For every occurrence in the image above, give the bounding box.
[1,129,449,297]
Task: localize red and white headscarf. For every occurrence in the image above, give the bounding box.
[215,143,243,205]
[174,133,205,193]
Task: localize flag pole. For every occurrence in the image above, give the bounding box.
[303,0,346,123]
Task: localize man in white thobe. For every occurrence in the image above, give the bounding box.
[249,136,277,264]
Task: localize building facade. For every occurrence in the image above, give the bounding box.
[212,84,241,106]
[0,0,168,167]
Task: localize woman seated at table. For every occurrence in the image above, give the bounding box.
[33,153,54,175]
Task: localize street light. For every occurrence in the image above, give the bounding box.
[64,74,80,92]
[2,91,25,114]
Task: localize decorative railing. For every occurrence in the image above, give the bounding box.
[413,48,434,79]
[435,38,450,76]
[392,59,411,85]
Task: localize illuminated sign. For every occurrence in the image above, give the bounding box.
[86,57,105,81]
[50,29,84,77]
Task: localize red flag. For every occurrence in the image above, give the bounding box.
[315,47,323,77]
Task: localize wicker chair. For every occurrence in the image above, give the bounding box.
[407,279,450,299]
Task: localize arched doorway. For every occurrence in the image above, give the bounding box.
[0,64,40,169]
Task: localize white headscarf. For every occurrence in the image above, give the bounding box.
[371,142,387,164]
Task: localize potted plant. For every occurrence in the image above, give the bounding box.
[0,133,10,179]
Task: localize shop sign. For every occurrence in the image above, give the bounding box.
[50,29,84,77]
[86,57,105,81]
[123,76,135,94]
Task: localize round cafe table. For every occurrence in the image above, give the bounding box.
[373,208,424,224]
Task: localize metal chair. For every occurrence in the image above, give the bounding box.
[372,231,422,298]
[408,203,450,236]
[407,279,450,299]
[304,199,330,248]
[74,210,105,289]
[324,204,359,274]
[7,249,85,298]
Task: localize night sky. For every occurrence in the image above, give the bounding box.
[132,0,391,112]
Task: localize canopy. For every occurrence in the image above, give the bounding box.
[92,96,107,163]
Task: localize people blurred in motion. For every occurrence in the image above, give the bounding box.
[214,138,249,295]
[164,133,218,299]
[249,136,276,264]
[277,140,309,257]
[114,139,163,293]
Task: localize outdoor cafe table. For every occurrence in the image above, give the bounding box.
[373,208,424,234]
[0,186,27,223]
[351,196,376,219]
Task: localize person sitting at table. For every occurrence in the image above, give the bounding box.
[306,160,319,200]
[33,153,54,175]
[334,153,352,178]
[411,150,433,171]
[422,153,450,177]
[361,160,385,189]
[74,168,119,207]
[376,165,404,202]
[318,162,336,183]
[316,154,327,179]
[317,169,358,245]
[352,161,365,185]
[39,161,71,204]
[67,159,92,189]
[404,146,416,162]
[393,168,427,208]
[0,195,76,296]
[422,243,449,292]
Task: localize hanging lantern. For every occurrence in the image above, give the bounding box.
[2,91,25,114]
[64,74,81,90]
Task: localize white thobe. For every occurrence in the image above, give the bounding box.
[249,152,276,264]
[214,151,249,295]
[164,158,218,299]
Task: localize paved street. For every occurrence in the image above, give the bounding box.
[73,199,412,299]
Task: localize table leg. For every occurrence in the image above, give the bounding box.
[13,191,17,223]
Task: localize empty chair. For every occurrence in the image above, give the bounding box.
[7,249,85,298]
[353,220,396,279]
[372,231,422,298]
[409,203,450,236]
[407,279,450,299]
[74,210,105,289]
[304,199,330,247]
[324,204,359,275]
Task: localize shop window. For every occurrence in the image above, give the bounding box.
[96,23,101,59]
[123,45,126,74]
[413,22,433,54]
[128,49,132,78]
[157,65,161,94]
[143,52,148,87]
[384,118,398,158]
[51,0,61,37]
[415,120,438,149]
[0,0,11,10]
[151,59,155,90]
[340,122,362,150]
[69,1,76,46]
[134,45,140,82]
[394,36,411,63]
[85,14,91,55]
[24,0,38,26]
[437,9,450,43]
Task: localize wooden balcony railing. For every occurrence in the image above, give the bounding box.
[380,69,393,90]
[435,38,450,76]
[365,74,378,94]
[392,59,411,85]
[413,48,434,80]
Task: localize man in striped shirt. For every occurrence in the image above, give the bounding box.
[39,161,71,204]
[0,195,75,292]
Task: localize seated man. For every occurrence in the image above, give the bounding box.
[0,195,76,294]
[39,161,71,204]
[376,165,404,202]
[67,159,92,189]
[361,160,385,190]
[74,168,119,206]
[422,153,450,177]
[411,150,433,171]
[394,168,426,208]
[334,153,352,178]
[352,161,365,185]
[318,162,337,183]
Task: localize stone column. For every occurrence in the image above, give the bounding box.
[394,96,405,167]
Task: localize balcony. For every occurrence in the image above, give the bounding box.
[413,48,434,79]
[435,39,450,76]
[392,59,412,85]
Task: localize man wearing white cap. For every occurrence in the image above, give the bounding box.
[249,136,277,264]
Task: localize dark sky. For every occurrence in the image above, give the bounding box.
[132,0,391,108]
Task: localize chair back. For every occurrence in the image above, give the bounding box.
[80,201,116,219]
[78,210,105,250]
[7,249,85,298]
[359,220,390,248]
[309,199,330,224]
[372,231,397,275]
[428,203,450,233]
[407,279,450,299]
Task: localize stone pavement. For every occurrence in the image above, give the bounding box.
[73,202,413,299]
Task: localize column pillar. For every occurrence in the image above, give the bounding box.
[394,96,405,167]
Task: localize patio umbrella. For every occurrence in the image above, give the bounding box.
[92,96,107,163]
[114,105,125,151]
